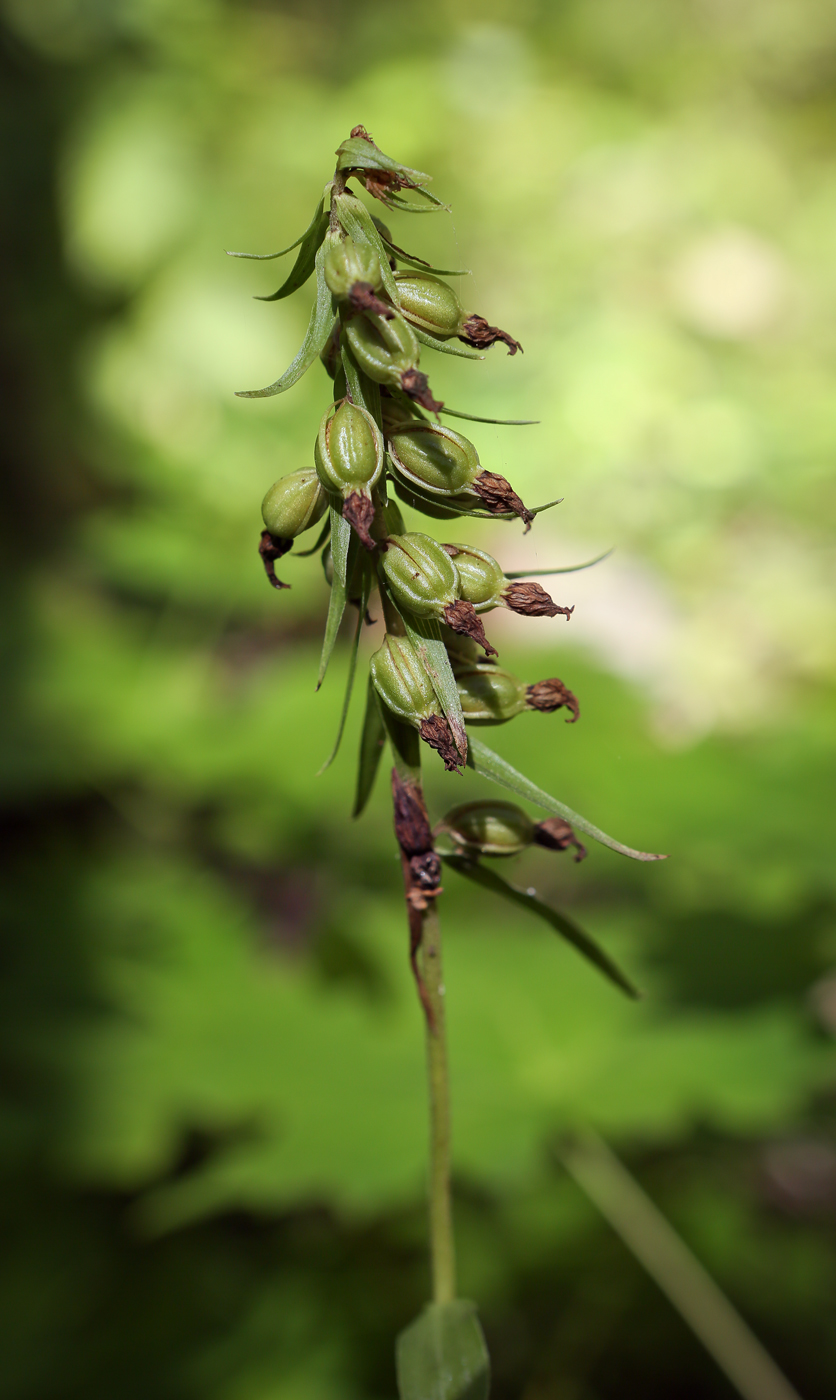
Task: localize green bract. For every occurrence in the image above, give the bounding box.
[380,532,459,618]
[439,800,536,857]
[370,633,438,726]
[387,422,480,497]
[314,400,384,497]
[324,234,384,300]
[261,469,329,538]
[455,666,528,724]
[393,272,466,338]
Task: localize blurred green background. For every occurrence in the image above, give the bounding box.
[2,1,835,1396]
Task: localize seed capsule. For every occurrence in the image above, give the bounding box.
[261,469,329,539]
[380,533,497,656]
[343,311,442,413]
[439,800,536,857]
[314,400,384,550]
[444,543,574,620]
[369,633,462,771]
[455,667,580,724]
[324,235,384,301]
[393,271,523,355]
[387,422,534,529]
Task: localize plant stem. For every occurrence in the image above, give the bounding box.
[421,899,456,1305]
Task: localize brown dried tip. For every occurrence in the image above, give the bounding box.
[526,678,580,723]
[459,314,523,356]
[342,492,376,552]
[472,470,534,531]
[348,281,395,320]
[391,769,442,896]
[503,580,574,620]
[258,530,292,590]
[443,599,498,658]
[350,125,375,143]
[419,714,463,772]
[533,816,588,862]
[400,368,444,415]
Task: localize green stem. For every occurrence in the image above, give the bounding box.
[421,900,456,1305]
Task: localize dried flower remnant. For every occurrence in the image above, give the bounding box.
[534,816,588,862]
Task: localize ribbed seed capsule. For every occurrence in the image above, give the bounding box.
[393,272,522,355]
[438,800,587,862]
[445,543,575,620]
[324,235,384,300]
[261,469,329,540]
[369,633,462,771]
[439,801,536,857]
[387,422,534,530]
[314,400,384,551]
[343,311,442,413]
[379,532,497,657]
[455,666,580,724]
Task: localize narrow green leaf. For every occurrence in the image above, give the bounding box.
[316,508,354,689]
[352,677,387,818]
[442,854,641,998]
[396,1301,490,1400]
[397,604,467,765]
[380,231,470,277]
[441,407,539,425]
[255,203,328,301]
[332,192,400,304]
[411,325,485,360]
[467,735,668,863]
[291,517,331,558]
[318,564,371,774]
[504,549,614,578]
[235,240,336,399]
[225,234,304,260]
[381,187,450,213]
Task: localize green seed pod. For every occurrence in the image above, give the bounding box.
[315,400,384,496]
[261,469,329,539]
[393,272,466,339]
[343,309,420,387]
[369,633,462,771]
[324,235,383,301]
[380,533,498,656]
[439,800,536,857]
[446,543,506,610]
[387,421,480,497]
[455,666,528,724]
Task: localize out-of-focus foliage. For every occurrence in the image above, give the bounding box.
[1,1,835,1397]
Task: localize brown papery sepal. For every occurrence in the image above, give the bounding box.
[459,314,523,356]
[348,281,394,320]
[400,368,444,415]
[343,492,376,552]
[442,599,498,658]
[526,677,580,723]
[472,470,534,531]
[504,580,574,620]
[419,714,464,772]
[258,530,292,590]
[533,816,587,862]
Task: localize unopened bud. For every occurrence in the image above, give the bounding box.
[324,235,384,300]
[314,400,383,550]
[370,633,462,771]
[393,272,522,355]
[439,800,536,857]
[343,311,443,412]
[381,532,497,656]
[261,469,329,539]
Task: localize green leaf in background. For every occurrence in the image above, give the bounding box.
[503,549,613,577]
[317,509,354,689]
[441,853,641,999]
[411,324,485,359]
[467,736,667,863]
[254,200,329,301]
[235,238,336,398]
[396,1301,490,1400]
[352,677,386,818]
